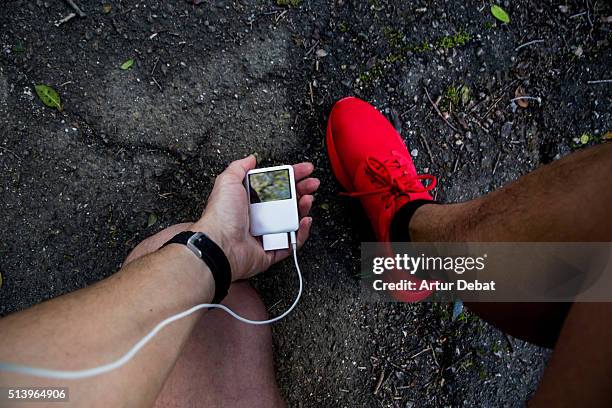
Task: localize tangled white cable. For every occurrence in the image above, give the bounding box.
[0,242,302,380]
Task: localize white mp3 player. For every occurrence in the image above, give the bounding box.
[246,165,299,251]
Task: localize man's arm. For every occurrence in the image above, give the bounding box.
[0,239,216,407]
[0,156,317,407]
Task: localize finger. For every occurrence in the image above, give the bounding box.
[298,195,313,218]
[225,155,257,179]
[295,217,313,249]
[293,162,314,181]
[296,178,320,197]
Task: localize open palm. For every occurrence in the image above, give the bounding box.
[193,155,319,281]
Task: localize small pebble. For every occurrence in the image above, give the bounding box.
[574,46,583,57]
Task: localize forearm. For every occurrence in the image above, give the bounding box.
[0,245,214,407]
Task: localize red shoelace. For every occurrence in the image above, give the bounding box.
[340,151,437,209]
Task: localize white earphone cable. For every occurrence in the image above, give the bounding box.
[0,240,302,380]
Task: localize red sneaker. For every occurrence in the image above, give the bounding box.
[326,96,437,302]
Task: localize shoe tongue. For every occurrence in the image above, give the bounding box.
[351,157,434,241]
[352,160,413,241]
[352,160,379,192]
[352,156,418,193]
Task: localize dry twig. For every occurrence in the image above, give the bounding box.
[305,40,320,56]
[152,77,162,92]
[587,79,612,84]
[151,56,160,76]
[55,13,76,27]
[373,370,386,395]
[515,39,544,51]
[430,344,440,368]
[308,81,314,104]
[64,0,86,17]
[423,87,458,132]
[409,347,431,360]
[510,96,542,104]
[419,133,434,164]
[492,152,502,175]
[275,10,287,22]
[452,143,465,173]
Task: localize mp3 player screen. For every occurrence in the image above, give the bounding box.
[249,169,292,203]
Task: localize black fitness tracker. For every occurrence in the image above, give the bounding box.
[162,231,232,303]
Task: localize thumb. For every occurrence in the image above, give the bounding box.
[226,154,257,178]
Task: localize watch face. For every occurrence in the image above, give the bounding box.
[248,169,292,203]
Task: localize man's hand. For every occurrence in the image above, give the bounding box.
[192,155,319,281]
[0,155,317,408]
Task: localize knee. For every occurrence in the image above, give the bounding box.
[190,282,270,345]
[222,282,269,322]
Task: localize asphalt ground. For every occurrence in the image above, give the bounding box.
[1,1,610,406]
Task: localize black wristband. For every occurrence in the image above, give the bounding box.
[162,231,232,303]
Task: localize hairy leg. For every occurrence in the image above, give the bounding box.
[529,302,612,408]
[404,143,612,346]
[126,224,284,408]
[398,143,612,405]
[409,143,612,243]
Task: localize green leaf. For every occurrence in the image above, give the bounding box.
[147,213,158,227]
[120,58,134,70]
[277,0,301,6]
[460,85,470,105]
[580,133,590,145]
[491,5,510,24]
[13,43,26,53]
[34,84,63,111]
[320,203,330,210]
[0,271,3,288]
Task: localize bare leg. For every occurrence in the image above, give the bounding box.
[396,143,612,346]
[126,224,284,408]
[154,282,283,408]
[396,144,612,406]
[529,302,612,408]
[408,143,612,243]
